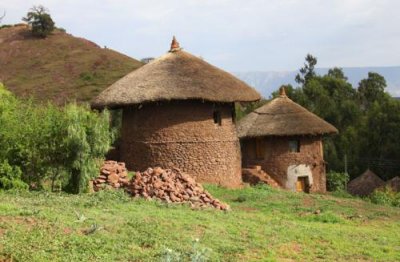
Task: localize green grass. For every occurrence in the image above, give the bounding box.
[0,185,399,261]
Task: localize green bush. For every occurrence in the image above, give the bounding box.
[369,187,400,207]
[62,104,114,193]
[0,83,114,193]
[0,160,28,190]
[326,171,349,192]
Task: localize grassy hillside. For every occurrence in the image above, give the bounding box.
[0,24,142,104]
[0,186,399,261]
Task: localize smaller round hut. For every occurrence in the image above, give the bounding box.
[237,87,338,193]
[92,37,260,188]
[347,169,385,196]
[385,176,400,192]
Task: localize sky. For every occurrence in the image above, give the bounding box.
[1,0,400,71]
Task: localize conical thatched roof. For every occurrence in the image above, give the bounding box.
[347,169,385,196]
[385,176,400,192]
[237,88,338,138]
[91,37,260,109]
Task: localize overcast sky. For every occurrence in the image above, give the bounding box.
[2,0,400,71]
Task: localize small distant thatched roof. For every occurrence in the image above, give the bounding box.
[91,37,260,109]
[347,169,385,196]
[385,176,400,192]
[237,88,338,138]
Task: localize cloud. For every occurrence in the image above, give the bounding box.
[1,0,399,71]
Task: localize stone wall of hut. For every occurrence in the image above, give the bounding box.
[241,136,326,193]
[120,100,242,188]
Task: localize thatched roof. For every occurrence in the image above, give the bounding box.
[91,37,260,109]
[385,176,400,192]
[347,169,385,196]
[237,88,338,138]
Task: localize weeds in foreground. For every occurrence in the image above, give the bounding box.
[162,239,212,262]
[0,186,399,261]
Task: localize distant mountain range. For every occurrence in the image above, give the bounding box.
[234,66,400,98]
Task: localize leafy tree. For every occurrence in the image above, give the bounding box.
[357,72,387,111]
[295,54,317,85]
[235,99,268,121]
[326,171,349,192]
[357,97,400,179]
[271,84,297,99]
[63,104,114,193]
[22,5,55,38]
[327,67,348,81]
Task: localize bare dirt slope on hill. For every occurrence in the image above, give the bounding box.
[0,24,142,105]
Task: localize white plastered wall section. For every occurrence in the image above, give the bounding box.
[285,164,313,191]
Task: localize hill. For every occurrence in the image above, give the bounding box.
[235,66,400,98]
[0,186,399,261]
[0,24,142,105]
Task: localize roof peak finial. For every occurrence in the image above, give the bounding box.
[169,36,181,52]
[279,86,287,97]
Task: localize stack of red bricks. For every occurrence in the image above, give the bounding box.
[92,160,130,191]
[128,167,229,210]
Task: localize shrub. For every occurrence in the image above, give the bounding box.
[326,171,349,192]
[369,187,400,207]
[62,104,114,193]
[0,160,28,190]
[0,84,114,193]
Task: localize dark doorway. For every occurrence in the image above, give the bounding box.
[296,176,310,193]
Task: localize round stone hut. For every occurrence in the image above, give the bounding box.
[91,37,260,187]
[237,88,338,193]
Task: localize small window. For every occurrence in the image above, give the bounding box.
[213,110,222,126]
[289,140,300,153]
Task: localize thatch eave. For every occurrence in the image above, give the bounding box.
[91,48,261,109]
[238,131,338,139]
[91,97,247,110]
[237,95,339,138]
